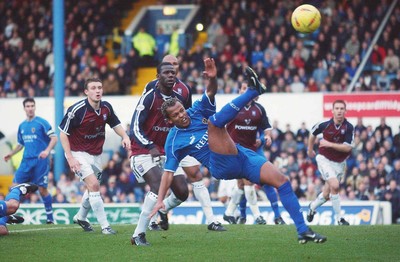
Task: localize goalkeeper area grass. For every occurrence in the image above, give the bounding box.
[1,224,399,261]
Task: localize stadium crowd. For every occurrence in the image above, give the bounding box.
[0,0,399,97]
[0,0,399,223]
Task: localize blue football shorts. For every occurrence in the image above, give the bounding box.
[209,144,266,184]
[14,157,50,187]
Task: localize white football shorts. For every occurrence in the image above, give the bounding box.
[71,151,102,181]
[130,154,201,183]
[217,179,238,199]
[316,154,346,181]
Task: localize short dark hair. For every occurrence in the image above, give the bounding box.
[161,97,182,118]
[23,97,35,107]
[157,62,173,74]
[333,99,346,109]
[84,78,102,90]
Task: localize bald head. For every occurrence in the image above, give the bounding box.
[162,55,179,73]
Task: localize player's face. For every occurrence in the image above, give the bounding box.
[24,102,36,119]
[332,102,346,123]
[166,102,190,128]
[158,64,176,89]
[85,81,103,103]
[163,56,179,73]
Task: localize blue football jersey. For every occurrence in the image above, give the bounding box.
[17,116,55,158]
[164,93,215,172]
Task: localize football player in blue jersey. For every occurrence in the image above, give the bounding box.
[4,98,57,224]
[151,58,327,244]
[307,100,354,226]
[0,183,38,235]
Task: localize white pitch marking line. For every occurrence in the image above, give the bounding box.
[9,226,81,233]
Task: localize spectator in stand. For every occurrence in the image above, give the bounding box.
[384,48,400,75]
[33,30,50,52]
[376,70,392,91]
[290,75,305,93]
[345,34,360,58]
[132,27,156,67]
[380,180,400,223]
[375,117,393,138]
[103,72,120,95]
[371,44,387,69]
[92,46,108,71]
[312,60,329,87]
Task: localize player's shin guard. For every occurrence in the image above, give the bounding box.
[163,192,183,211]
[42,194,54,222]
[330,193,341,221]
[278,181,308,234]
[210,89,260,128]
[244,185,260,218]
[310,192,328,211]
[76,190,91,220]
[133,191,157,237]
[225,188,244,216]
[88,191,109,229]
[192,181,215,224]
[264,185,281,218]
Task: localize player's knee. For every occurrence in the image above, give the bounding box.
[7,199,20,214]
[208,116,224,128]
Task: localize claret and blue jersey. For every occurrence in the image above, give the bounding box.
[58,98,121,155]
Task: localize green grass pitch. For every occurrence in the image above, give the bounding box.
[1,224,399,261]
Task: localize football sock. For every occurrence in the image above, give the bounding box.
[133,191,157,237]
[330,193,341,221]
[210,88,259,128]
[42,194,54,222]
[278,181,308,234]
[244,185,261,218]
[0,201,7,217]
[76,190,91,220]
[264,185,281,218]
[149,212,158,225]
[239,196,247,218]
[310,192,328,211]
[5,188,21,201]
[225,188,243,216]
[192,181,215,224]
[88,191,109,229]
[163,192,183,211]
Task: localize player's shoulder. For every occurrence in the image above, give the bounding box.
[67,99,87,112]
[344,118,354,128]
[144,79,158,93]
[253,101,266,111]
[34,116,51,125]
[101,100,113,108]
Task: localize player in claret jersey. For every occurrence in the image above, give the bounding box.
[307,100,354,226]
[59,78,130,235]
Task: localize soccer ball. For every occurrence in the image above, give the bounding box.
[291,4,321,34]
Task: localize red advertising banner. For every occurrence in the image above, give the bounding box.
[323,93,400,117]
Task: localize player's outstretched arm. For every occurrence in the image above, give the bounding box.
[149,170,174,218]
[203,58,218,100]
[4,144,23,162]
